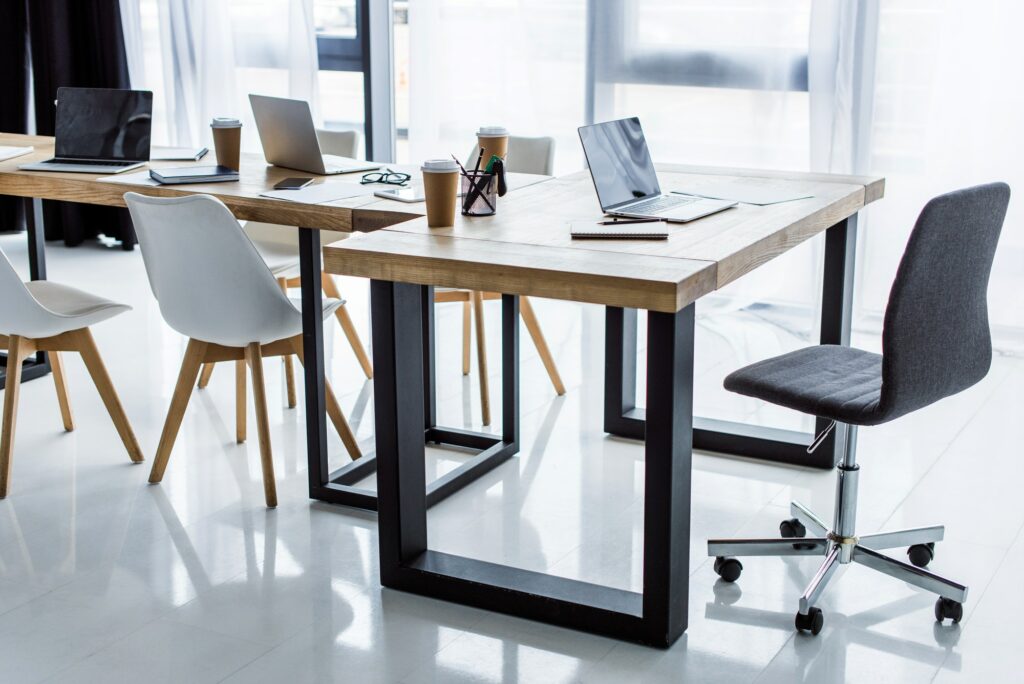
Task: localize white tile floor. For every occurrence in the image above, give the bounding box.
[0,233,1021,683]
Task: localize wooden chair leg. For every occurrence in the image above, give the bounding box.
[245,342,277,508]
[462,299,472,375]
[278,277,299,406]
[289,337,362,460]
[1,336,28,498]
[321,273,374,380]
[519,296,566,395]
[472,291,491,425]
[150,338,207,483]
[235,359,247,443]
[50,350,75,431]
[283,354,297,408]
[72,329,145,463]
[197,363,215,389]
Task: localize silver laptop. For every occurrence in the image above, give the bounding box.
[578,117,736,222]
[20,87,152,174]
[249,94,378,175]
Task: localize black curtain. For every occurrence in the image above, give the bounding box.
[0,0,137,248]
[0,0,30,233]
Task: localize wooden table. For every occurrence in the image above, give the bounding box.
[0,132,548,511]
[322,165,884,647]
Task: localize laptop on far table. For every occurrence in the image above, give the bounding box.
[578,117,736,223]
[249,94,379,175]
[20,87,152,174]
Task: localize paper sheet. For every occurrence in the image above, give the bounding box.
[96,170,160,186]
[0,146,33,162]
[672,178,813,205]
[259,182,371,204]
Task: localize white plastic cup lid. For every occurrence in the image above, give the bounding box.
[211,117,242,128]
[477,126,509,137]
[421,159,459,172]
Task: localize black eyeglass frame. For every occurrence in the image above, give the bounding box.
[361,169,411,186]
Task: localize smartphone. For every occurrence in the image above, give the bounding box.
[374,188,426,203]
[273,177,314,190]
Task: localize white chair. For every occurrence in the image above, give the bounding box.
[0,248,144,497]
[447,135,564,425]
[198,128,372,395]
[124,192,362,508]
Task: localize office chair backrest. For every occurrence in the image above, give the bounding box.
[468,135,556,176]
[879,182,1010,420]
[0,248,52,336]
[316,128,359,158]
[124,192,301,346]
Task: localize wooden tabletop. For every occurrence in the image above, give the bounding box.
[323,166,883,313]
[0,133,548,233]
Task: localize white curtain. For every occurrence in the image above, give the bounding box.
[118,0,320,150]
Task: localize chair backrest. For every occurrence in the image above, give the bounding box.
[879,182,1010,420]
[0,248,52,337]
[468,135,556,176]
[124,192,300,346]
[316,128,360,158]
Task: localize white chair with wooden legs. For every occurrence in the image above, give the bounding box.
[197,128,372,390]
[0,248,144,498]
[441,135,564,425]
[125,192,362,508]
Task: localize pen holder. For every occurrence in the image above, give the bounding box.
[461,171,497,217]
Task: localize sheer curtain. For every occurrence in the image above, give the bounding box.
[119,0,319,150]
[861,0,1024,347]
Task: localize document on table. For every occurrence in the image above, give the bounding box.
[259,183,371,204]
[96,170,160,186]
[0,146,33,162]
[672,178,813,205]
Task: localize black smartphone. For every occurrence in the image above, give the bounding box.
[273,177,314,190]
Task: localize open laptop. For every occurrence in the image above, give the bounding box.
[249,94,378,175]
[20,88,152,174]
[578,117,736,222]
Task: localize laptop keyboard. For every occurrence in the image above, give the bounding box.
[627,194,696,214]
[44,159,136,166]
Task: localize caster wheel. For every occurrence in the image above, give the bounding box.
[795,607,824,635]
[714,556,743,583]
[908,543,935,568]
[780,518,807,538]
[934,597,963,624]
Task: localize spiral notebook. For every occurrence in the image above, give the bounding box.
[569,221,669,240]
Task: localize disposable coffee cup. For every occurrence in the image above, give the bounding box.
[211,117,242,170]
[421,159,460,228]
[476,126,509,167]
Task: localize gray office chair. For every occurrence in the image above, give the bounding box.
[708,183,1010,635]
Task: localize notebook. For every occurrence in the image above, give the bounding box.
[150,146,209,161]
[569,221,669,240]
[150,165,239,184]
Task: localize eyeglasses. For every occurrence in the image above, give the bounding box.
[361,169,411,186]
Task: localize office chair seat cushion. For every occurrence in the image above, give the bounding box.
[724,345,885,426]
[15,281,131,338]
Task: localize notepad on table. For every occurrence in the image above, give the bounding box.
[569,222,669,240]
[150,146,209,161]
[0,146,33,162]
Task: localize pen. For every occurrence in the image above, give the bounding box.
[596,218,664,225]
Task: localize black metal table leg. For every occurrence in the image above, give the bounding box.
[603,215,859,469]
[374,279,694,647]
[0,197,51,384]
[307,266,519,510]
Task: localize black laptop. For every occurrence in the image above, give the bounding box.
[20,87,153,174]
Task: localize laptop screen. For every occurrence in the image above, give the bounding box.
[578,117,661,211]
[54,88,153,161]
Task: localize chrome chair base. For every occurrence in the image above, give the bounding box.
[707,500,968,635]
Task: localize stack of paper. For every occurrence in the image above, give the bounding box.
[259,183,371,204]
